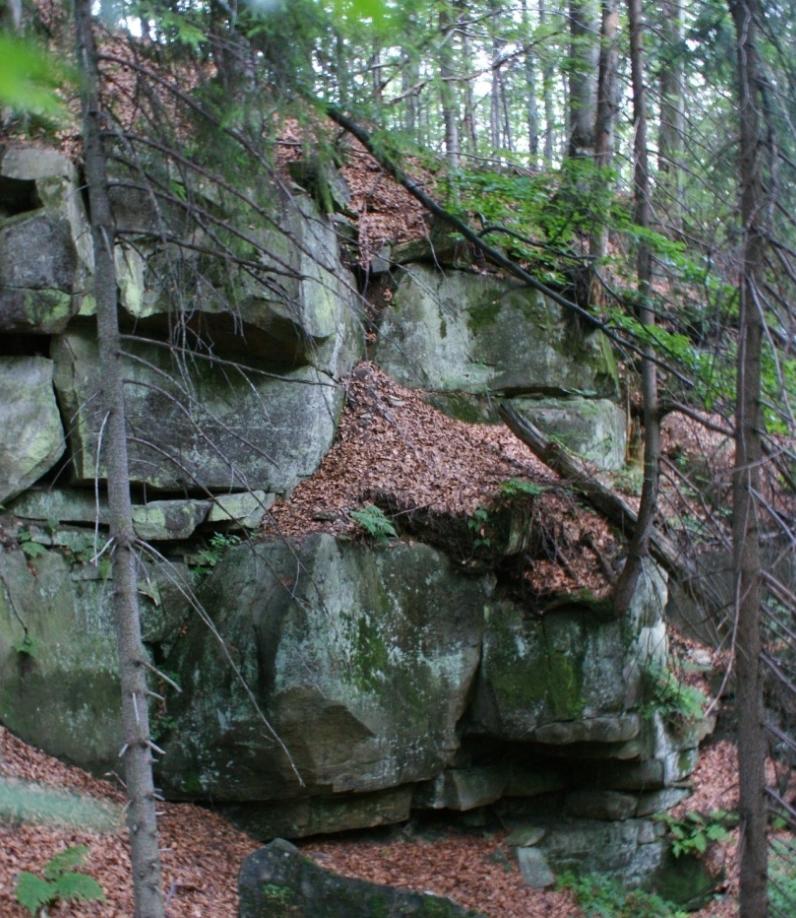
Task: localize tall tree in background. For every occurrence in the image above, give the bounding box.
[439,2,460,168]
[588,0,619,306]
[728,0,768,912]
[614,0,660,613]
[73,2,165,915]
[567,0,598,158]
[657,0,684,230]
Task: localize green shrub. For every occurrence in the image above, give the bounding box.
[15,845,104,915]
[656,809,736,858]
[498,478,546,499]
[349,504,397,541]
[556,870,686,917]
[769,837,796,915]
[642,664,706,727]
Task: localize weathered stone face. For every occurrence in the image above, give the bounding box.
[0,544,190,772]
[239,838,480,917]
[507,397,627,470]
[111,192,363,376]
[158,534,488,802]
[470,563,668,743]
[374,265,618,398]
[0,146,93,334]
[51,330,344,494]
[0,357,65,503]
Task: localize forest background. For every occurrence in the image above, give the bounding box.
[1,0,794,916]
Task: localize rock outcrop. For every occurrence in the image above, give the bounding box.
[0,143,707,896]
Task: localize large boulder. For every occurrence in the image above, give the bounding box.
[507,396,627,470]
[0,541,190,772]
[51,330,343,494]
[158,535,488,806]
[0,357,65,503]
[0,146,93,333]
[112,191,363,376]
[239,838,481,917]
[470,561,668,743]
[374,265,618,398]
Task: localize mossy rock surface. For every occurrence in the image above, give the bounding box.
[239,839,483,917]
[52,330,344,495]
[159,534,488,803]
[375,265,618,398]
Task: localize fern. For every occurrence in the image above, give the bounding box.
[15,845,104,915]
[349,504,397,541]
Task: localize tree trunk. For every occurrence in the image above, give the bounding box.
[567,0,598,158]
[439,5,460,170]
[728,1,769,912]
[614,0,660,614]
[539,0,555,165]
[522,0,540,165]
[74,3,165,916]
[588,0,619,305]
[657,0,684,231]
[459,9,478,153]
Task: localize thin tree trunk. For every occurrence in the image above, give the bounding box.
[729,0,769,912]
[540,0,555,165]
[439,5,461,169]
[522,0,540,165]
[614,0,660,614]
[458,9,478,153]
[74,3,165,915]
[567,0,598,158]
[588,0,619,305]
[335,30,349,106]
[657,0,684,231]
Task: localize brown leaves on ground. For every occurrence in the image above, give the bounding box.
[0,726,259,917]
[265,362,618,598]
[304,832,578,918]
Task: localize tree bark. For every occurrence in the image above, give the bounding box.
[539,0,556,166]
[614,0,660,615]
[657,0,685,232]
[522,0,540,166]
[439,5,460,170]
[588,0,619,305]
[74,3,165,916]
[728,0,769,912]
[567,0,598,159]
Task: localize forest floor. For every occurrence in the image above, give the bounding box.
[0,711,750,917]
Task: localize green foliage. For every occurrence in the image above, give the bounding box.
[656,809,736,859]
[466,506,492,549]
[769,837,796,915]
[192,532,242,576]
[0,34,72,119]
[349,504,397,541]
[15,845,104,916]
[17,530,47,561]
[12,633,38,659]
[498,478,545,499]
[556,870,686,917]
[642,664,706,727]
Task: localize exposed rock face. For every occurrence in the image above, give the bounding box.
[0,146,93,334]
[52,331,344,494]
[470,561,668,741]
[159,535,488,803]
[0,543,189,771]
[0,358,65,503]
[374,266,624,467]
[508,397,627,470]
[0,143,705,896]
[239,838,481,917]
[111,192,363,376]
[375,265,618,398]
